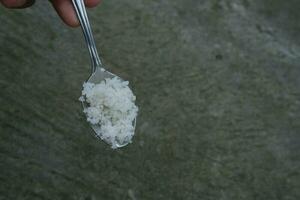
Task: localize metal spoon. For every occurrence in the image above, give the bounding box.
[72,0,136,148]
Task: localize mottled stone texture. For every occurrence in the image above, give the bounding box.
[0,0,299,199]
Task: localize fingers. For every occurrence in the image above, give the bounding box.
[51,0,79,27]
[85,0,101,8]
[1,0,102,27]
[51,0,102,27]
[0,0,35,8]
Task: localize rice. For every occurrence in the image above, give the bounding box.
[79,77,138,149]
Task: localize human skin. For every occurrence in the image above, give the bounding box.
[0,0,102,27]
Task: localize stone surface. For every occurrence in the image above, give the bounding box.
[0,0,299,199]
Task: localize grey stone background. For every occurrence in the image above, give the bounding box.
[0,0,299,199]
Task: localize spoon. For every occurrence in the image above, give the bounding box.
[72,0,136,148]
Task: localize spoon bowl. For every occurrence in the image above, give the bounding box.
[87,68,116,83]
[82,68,136,148]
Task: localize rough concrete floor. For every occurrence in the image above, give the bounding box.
[0,0,299,199]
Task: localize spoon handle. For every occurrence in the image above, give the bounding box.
[72,0,102,72]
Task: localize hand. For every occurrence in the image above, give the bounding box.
[0,0,101,27]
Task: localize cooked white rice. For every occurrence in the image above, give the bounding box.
[79,77,138,149]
